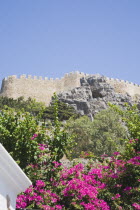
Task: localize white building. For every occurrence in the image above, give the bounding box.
[0,143,32,210]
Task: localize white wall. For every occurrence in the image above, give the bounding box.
[0,171,16,210]
[0,143,32,210]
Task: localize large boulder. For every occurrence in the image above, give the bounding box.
[58,75,134,117]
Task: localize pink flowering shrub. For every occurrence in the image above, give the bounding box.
[16,104,140,209]
[16,138,140,210]
[17,163,110,210]
[58,164,109,210]
[98,138,140,210]
[16,180,61,209]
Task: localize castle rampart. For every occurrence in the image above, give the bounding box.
[105,77,140,97]
[0,72,140,105]
[0,71,86,105]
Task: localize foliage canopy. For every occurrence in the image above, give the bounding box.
[67,108,128,157]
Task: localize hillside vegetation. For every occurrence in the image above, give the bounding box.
[0,95,129,158]
[0,95,140,209]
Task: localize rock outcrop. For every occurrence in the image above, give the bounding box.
[58,75,134,117]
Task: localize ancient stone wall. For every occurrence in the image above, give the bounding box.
[0,72,140,105]
[0,71,86,105]
[105,77,140,99]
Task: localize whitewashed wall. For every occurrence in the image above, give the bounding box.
[0,143,32,210]
[0,173,16,210]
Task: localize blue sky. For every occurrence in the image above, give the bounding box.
[0,0,140,87]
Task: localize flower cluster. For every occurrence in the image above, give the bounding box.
[128,156,140,165]
[38,143,48,151]
[17,164,110,210]
[31,133,38,140]
[16,138,140,210]
[16,180,61,209]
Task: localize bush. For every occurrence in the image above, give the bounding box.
[16,105,140,209]
[67,108,128,157]
[91,108,128,156]
[0,107,47,169]
[16,138,140,209]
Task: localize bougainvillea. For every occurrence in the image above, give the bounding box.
[16,138,140,210]
[16,103,140,209]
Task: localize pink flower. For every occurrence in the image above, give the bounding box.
[55,205,63,209]
[132,203,140,210]
[129,139,134,143]
[115,194,121,199]
[31,133,38,140]
[39,146,45,150]
[112,194,121,200]
[36,180,46,187]
[123,186,132,191]
[53,161,62,168]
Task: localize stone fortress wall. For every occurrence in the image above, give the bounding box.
[106,77,140,99]
[0,71,140,105]
[0,72,86,105]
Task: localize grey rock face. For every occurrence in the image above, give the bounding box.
[58,75,134,117]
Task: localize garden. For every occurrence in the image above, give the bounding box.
[0,95,140,210]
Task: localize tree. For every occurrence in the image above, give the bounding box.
[66,108,128,157]
[43,100,80,122]
[25,93,75,182]
[109,103,140,159]
[0,107,47,169]
[0,96,45,116]
[91,108,128,156]
[111,104,140,140]
[47,93,75,162]
[66,116,93,158]
[0,96,80,121]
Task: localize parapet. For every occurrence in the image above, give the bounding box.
[3,73,139,87]
[2,71,88,82]
[105,76,140,87]
[1,72,140,104]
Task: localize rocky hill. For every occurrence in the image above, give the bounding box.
[1,72,140,106]
[58,75,138,118]
[1,73,140,116]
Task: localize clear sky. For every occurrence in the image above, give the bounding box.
[0,0,140,87]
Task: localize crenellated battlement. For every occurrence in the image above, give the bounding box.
[105,76,140,87]
[0,71,87,105]
[0,72,140,105]
[3,71,86,81]
[104,76,140,97]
